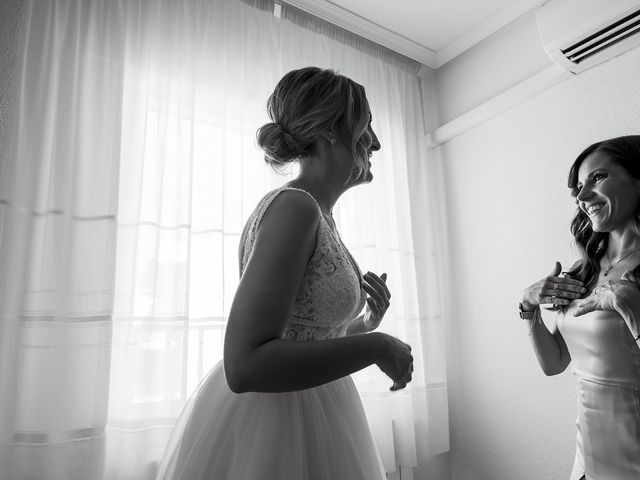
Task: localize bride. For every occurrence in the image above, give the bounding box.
[155,66,414,480]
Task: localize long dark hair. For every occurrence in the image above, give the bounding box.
[565,135,640,289]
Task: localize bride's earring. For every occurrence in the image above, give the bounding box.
[321,130,336,147]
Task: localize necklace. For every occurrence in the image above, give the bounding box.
[602,249,638,276]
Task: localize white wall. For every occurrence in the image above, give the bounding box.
[436,44,640,480]
[435,11,552,126]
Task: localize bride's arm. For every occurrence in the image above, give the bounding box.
[223,191,412,393]
[346,314,367,335]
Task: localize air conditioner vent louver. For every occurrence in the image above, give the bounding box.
[537,0,640,74]
[562,8,640,64]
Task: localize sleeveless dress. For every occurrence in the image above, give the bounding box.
[557,271,640,480]
[155,187,386,480]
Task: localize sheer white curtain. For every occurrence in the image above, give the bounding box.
[0,1,449,479]
[0,2,125,478]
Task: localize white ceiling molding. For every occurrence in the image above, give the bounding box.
[280,0,438,66]
[281,0,547,68]
[435,0,547,67]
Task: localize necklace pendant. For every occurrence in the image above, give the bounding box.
[603,249,639,277]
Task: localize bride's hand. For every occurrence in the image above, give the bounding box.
[362,272,391,331]
[373,333,413,391]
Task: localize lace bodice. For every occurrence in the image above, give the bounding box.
[239,187,367,341]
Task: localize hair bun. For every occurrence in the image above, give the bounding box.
[256,122,303,167]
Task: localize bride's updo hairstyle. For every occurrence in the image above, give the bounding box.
[257,66,372,181]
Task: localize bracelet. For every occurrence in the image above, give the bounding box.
[518,302,538,320]
[634,333,640,342]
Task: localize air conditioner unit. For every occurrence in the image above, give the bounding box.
[536,0,640,73]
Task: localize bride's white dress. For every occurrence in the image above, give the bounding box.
[155,187,386,480]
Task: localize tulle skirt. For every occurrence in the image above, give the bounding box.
[155,362,386,480]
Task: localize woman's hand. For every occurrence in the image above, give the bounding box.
[374,333,413,391]
[574,269,640,317]
[362,271,391,331]
[522,261,587,309]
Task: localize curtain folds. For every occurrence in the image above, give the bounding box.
[0,2,126,478]
[0,1,449,479]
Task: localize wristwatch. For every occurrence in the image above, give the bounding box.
[518,302,537,320]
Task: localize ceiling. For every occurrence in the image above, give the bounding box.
[282,0,547,67]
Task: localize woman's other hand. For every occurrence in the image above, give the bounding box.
[362,272,391,331]
[574,269,640,317]
[523,261,587,309]
[373,333,413,391]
